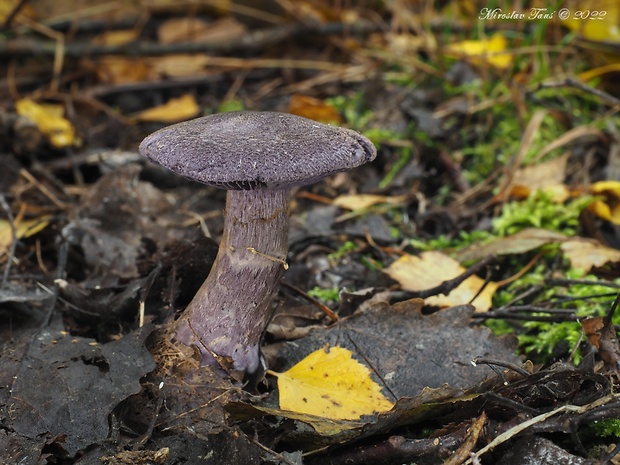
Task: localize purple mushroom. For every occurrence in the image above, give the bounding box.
[139,111,376,375]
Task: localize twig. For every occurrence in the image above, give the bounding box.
[44,240,68,326]
[0,21,386,57]
[0,194,17,288]
[465,394,620,464]
[536,77,620,108]
[471,357,531,378]
[280,280,338,322]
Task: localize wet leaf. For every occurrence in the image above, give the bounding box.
[269,346,394,420]
[384,252,497,311]
[8,326,155,456]
[15,99,76,148]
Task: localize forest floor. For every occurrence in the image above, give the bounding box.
[1,1,620,464]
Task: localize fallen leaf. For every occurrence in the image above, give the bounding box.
[454,228,567,263]
[589,180,620,224]
[0,215,51,255]
[269,346,394,420]
[94,57,149,84]
[252,405,363,435]
[446,33,512,69]
[133,94,200,123]
[158,17,246,44]
[581,305,620,371]
[15,99,76,148]
[384,252,497,311]
[333,193,406,210]
[92,29,138,46]
[510,153,570,201]
[288,94,343,124]
[8,326,155,456]
[563,0,620,43]
[560,238,620,271]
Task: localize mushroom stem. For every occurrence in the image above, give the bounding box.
[174,188,290,374]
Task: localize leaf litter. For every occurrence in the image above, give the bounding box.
[1,0,620,464]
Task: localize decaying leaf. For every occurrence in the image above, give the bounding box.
[8,326,155,456]
[15,99,76,148]
[581,299,620,372]
[454,228,567,263]
[269,346,394,420]
[384,252,497,311]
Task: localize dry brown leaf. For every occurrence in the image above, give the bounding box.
[92,29,139,46]
[560,238,620,271]
[288,94,343,124]
[95,57,148,84]
[333,193,407,211]
[384,252,497,312]
[510,153,570,201]
[146,55,210,79]
[157,17,246,44]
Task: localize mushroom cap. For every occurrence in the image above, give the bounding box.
[139,111,376,190]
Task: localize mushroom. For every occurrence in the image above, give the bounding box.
[139,111,376,375]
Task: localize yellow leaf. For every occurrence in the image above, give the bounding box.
[15,99,75,148]
[563,0,620,43]
[269,346,394,420]
[445,33,512,69]
[252,405,363,435]
[589,180,620,224]
[0,216,51,255]
[384,252,497,312]
[134,94,200,123]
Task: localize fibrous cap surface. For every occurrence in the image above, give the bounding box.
[139,111,376,189]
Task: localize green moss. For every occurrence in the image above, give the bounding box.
[587,419,620,438]
[492,191,593,237]
[308,286,340,303]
